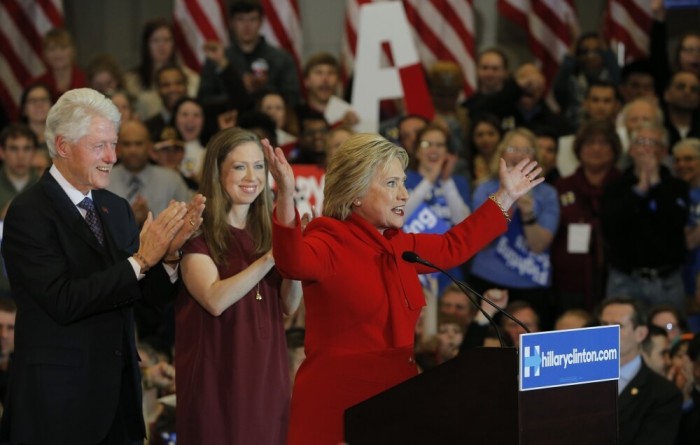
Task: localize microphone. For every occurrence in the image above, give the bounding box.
[402,251,531,347]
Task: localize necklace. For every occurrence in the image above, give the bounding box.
[255,282,262,301]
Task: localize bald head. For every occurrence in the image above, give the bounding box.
[117,120,152,173]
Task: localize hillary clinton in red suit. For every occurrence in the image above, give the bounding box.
[263,133,543,445]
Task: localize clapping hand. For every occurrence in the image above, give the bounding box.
[167,193,206,257]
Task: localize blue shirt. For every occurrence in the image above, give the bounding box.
[470,179,559,288]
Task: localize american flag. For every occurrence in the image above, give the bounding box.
[498,0,579,87]
[260,0,304,85]
[603,0,653,63]
[341,0,476,96]
[0,0,64,121]
[172,0,230,73]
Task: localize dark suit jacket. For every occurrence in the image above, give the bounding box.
[618,361,683,445]
[0,171,176,444]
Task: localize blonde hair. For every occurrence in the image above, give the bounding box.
[492,127,538,176]
[323,133,408,220]
[199,128,272,266]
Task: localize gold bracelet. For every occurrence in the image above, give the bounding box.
[488,193,511,223]
[133,252,150,273]
[162,249,183,265]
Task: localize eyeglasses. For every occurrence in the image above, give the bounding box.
[680,46,700,56]
[504,146,534,155]
[577,49,603,57]
[26,97,51,105]
[303,128,328,137]
[419,140,447,149]
[672,82,700,94]
[674,155,700,163]
[631,137,663,148]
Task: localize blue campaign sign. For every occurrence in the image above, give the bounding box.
[664,0,700,9]
[403,203,451,235]
[519,325,620,391]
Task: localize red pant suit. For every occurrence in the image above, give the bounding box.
[273,200,507,445]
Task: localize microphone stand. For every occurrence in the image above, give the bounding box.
[403,251,532,348]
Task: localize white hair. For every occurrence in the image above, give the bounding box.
[45,88,121,157]
[618,96,665,127]
[673,137,700,156]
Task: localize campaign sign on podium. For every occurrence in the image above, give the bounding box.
[519,325,620,391]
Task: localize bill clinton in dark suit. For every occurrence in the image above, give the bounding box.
[0,88,205,444]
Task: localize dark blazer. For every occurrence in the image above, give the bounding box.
[0,171,176,444]
[618,361,683,445]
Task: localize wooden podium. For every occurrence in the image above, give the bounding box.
[344,347,618,444]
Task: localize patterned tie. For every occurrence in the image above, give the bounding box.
[127,175,141,201]
[77,197,105,246]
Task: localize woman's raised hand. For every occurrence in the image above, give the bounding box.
[261,138,295,197]
[496,158,544,209]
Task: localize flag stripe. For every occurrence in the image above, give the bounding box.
[173,0,229,73]
[0,0,63,120]
[0,32,33,84]
[498,0,578,88]
[604,0,652,62]
[36,0,64,27]
[183,0,221,41]
[172,19,201,72]
[5,0,45,56]
[259,0,304,92]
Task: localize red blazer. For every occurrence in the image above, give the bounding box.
[273,200,506,445]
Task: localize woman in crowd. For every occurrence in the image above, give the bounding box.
[468,113,503,186]
[124,18,199,119]
[29,28,86,98]
[171,97,206,185]
[404,124,471,293]
[85,53,124,95]
[19,83,53,148]
[258,91,298,148]
[108,90,138,122]
[551,120,622,313]
[264,132,542,444]
[176,128,302,444]
[470,127,559,330]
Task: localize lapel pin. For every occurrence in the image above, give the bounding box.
[101,206,109,214]
[630,387,639,396]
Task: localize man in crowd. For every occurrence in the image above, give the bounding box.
[108,120,192,227]
[145,65,188,142]
[598,298,682,445]
[662,71,700,148]
[0,123,40,297]
[199,0,299,108]
[0,123,39,217]
[601,122,688,313]
[0,297,16,404]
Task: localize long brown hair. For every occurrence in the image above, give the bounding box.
[199,128,273,266]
